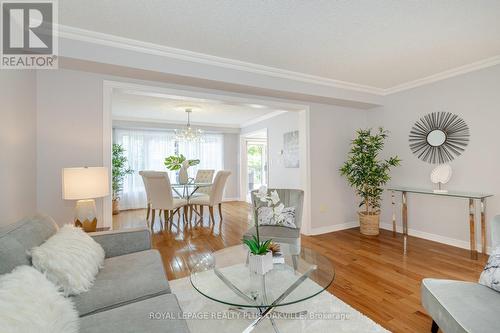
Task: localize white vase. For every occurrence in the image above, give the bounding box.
[248,251,273,275]
[178,166,189,184]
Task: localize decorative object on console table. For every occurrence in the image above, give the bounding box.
[430,164,452,193]
[164,154,200,185]
[340,128,401,236]
[112,144,133,215]
[62,167,109,232]
[409,111,470,164]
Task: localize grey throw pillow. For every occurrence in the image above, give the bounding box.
[257,206,297,228]
[479,246,500,292]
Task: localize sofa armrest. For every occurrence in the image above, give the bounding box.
[89,227,151,258]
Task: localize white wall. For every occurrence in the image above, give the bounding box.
[36,70,104,226]
[368,64,500,251]
[0,71,37,226]
[223,133,240,199]
[241,111,302,189]
[308,104,368,233]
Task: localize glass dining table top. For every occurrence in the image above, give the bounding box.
[190,245,335,308]
[171,182,212,188]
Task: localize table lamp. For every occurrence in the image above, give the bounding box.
[62,167,109,232]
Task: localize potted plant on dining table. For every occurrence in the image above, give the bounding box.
[243,186,283,275]
[164,154,200,184]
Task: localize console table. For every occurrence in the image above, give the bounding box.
[388,186,493,259]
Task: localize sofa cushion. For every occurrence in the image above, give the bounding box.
[80,293,190,333]
[422,278,500,333]
[31,224,105,296]
[0,266,79,333]
[72,249,170,316]
[0,214,58,275]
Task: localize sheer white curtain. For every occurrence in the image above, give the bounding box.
[114,128,224,210]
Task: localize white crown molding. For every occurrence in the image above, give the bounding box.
[59,25,500,97]
[58,25,384,95]
[240,110,288,128]
[384,55,500,95]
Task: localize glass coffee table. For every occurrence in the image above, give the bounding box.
[190,245,335,333]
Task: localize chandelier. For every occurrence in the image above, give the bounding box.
[175,108,203,142]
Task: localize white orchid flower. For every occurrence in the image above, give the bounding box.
[270,190,280,205]
[256,185,268,198]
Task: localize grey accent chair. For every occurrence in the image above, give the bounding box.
[243,189,304,269]
[421,215,500,333]
[0,214,190,333]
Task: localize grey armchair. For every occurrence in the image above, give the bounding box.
[243,189,304,269]
[421,215,500,333]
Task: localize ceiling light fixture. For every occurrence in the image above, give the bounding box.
[175,108,203,142]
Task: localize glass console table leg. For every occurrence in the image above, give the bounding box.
[481,198,486,254]
[469,198,478,259]
[402,191,408,255]
[392,191,396,237]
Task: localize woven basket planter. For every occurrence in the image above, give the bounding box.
[358,212,380,236]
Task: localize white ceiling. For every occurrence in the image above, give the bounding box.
[60,1,500,89]
[112,90,289,127]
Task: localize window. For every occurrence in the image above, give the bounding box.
[113,128,224,209]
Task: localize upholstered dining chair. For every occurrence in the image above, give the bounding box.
[140,171,187,232]
[188,170,231,227]
[194,169,215,195]
[139,170,153,223]
[243,189,304,269]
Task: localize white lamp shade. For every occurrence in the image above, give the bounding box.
[62,167,109,200]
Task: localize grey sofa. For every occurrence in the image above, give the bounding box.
[421,215,500,333]
[0,214,190,333]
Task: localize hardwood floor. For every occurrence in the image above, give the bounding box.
[113,201,487,333]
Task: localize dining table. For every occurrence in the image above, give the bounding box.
[171,182,212,199]
[171,182,213,228]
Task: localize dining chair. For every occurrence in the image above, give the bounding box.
[190,169,215,217]
[140,171,188,232]
[189,170,231,227]
[193,169,215,195]
[139,170,153,224]
[243,189,304,270]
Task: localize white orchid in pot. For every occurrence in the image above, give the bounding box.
[243,186,282,275]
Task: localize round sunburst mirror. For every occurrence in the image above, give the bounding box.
[409,112,470,164]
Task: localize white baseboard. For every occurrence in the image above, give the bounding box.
[380,223,492,255]
[303,220,492,254]
[306,221,359,236]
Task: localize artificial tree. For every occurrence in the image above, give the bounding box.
[340,128,400,235]
[112,144,133,214]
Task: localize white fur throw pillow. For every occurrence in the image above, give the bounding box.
[0,265,79,333]
[479,246,500,292]
[30,224,105,296]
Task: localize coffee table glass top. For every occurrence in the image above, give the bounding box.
[190,245,334,308]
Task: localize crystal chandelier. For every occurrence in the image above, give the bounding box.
[175,108,203,142]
